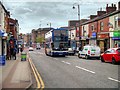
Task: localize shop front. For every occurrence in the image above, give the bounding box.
[111,30,120,48]
[0,30,6,66]
[81,36,89,48]
[97,33,110,53]
[89,32,97,45]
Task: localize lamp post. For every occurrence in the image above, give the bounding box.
[47,22,51,30]
[73,3,81,48]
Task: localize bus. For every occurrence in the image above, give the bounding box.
[45,28,68,56]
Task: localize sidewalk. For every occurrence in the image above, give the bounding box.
[0,53,32,89]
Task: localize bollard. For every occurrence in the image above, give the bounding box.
[0,55,6,66]
[21,52,27,61]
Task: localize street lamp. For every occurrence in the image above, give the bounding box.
[72,3,81,48]
[39,21,42,30]
[47,22,51,30]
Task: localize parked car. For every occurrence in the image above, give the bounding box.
[78,45,101,59]
[100,48,120,64]
[29,47,34,51]
[68,47,75,55]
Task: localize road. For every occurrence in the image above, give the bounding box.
[29,48,119,88]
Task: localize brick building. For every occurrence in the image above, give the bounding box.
[80,2,120,52]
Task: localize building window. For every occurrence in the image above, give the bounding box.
[91,25,94,31]
[114,16,118,28]
[100,22,104,31]
[83,26,85,36]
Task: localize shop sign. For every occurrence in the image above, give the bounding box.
[113,31,120,37]
[91,32,96,38]
[112,37,120,40]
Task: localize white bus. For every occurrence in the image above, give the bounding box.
[45,28,68,56]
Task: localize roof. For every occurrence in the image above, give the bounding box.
[81,9,120,25]
[0,1,9,15]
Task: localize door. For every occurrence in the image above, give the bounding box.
[103,49,111,62]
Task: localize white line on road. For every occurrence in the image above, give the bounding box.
[62,61,71,65]
[75,66,95,74]
[108,77,120,83]
[54,58,58,60]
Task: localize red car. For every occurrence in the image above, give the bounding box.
[100,48,120,64]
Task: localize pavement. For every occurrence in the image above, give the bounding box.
[0,53,32,89]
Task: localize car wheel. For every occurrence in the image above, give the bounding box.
[85,55,89,59]
[78,54,81,58]
[112,58,116,64]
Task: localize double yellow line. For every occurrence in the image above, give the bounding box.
[28,53,45,89]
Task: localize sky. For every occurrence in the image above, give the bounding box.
[0,0,119,34]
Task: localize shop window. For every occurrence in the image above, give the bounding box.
[91,25,94,31]
[118,20,120,27]
[114,16,118,28]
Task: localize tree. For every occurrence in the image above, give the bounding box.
[36,36,45,43]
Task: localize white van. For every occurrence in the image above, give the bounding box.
[78,45,101,59]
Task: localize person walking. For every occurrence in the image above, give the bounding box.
[20,47,23,53]
[7,47,11,60]
[13,48,17,60]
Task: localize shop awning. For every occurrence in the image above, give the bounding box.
[0,30,4,37]
[0,30,7,37]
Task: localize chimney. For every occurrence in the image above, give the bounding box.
[118,1,120,10]
[112,3,113,7]
[90,15,97,19]
[97,11,106,16]
[106,3,117,13]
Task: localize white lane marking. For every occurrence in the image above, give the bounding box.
[108,77,120,83]
[62,61,71,65]
[75,66,95,74]
[54,58,58,60]
[65,62,71,65]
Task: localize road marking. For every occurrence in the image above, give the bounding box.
[108,77,120,83]
[65,62,71,65]
[38,52,44,55]
[75,66,95,74]
[62,61,71,65]
[53,58,58,60]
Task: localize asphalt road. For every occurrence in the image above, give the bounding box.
[29,48,120,88]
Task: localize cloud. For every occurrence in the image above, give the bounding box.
[2,1,119,33]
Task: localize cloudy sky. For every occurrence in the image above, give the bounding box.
[1,0,119,34]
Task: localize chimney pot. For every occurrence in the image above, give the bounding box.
[114,4,116,7]
[112,3,113,7]
[107,4,108,7]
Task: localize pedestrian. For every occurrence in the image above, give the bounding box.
[10,48,14,60]
[13,48,17,60]
[20,47,23,53]
[114,43,117,48]
[7,47,11,60]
